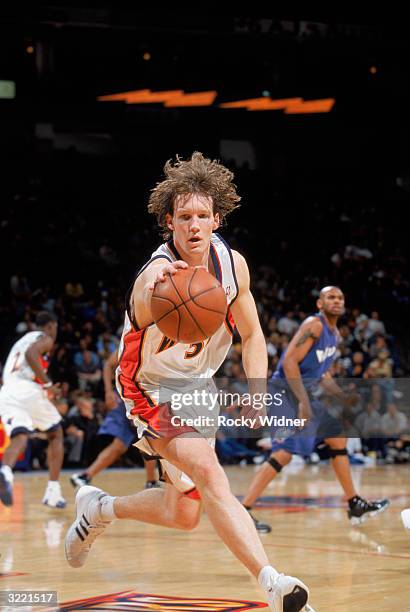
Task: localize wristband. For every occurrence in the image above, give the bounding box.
[43,381,53,389]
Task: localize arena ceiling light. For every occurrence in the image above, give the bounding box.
[97,89,217,106]
[220,97,335,113]
[97,89,335,113]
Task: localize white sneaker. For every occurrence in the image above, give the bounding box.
[65,485,112,568]
[42,481,66,508]
[265,574,314,612]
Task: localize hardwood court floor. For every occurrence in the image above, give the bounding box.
[1,463,410,611]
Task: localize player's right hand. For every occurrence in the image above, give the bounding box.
[297,400,312,427]
[148,260,188,290]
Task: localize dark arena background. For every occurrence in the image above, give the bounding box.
[0,8,410,611]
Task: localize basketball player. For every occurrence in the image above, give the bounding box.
[0,311,66,508]
[242,287,389,533]
[70,350,159,489]
[65,153,314,612]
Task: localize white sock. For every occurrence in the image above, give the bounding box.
[1,465,13,480]
[47,480,60,488]
[258,565,280,590]
[100,495,117,521]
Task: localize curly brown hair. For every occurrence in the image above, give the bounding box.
[148,151,241,239]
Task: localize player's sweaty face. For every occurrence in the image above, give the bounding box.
[169,194,219,255]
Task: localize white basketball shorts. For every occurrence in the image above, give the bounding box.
[0,379,61,436]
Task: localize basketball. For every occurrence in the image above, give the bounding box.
[151,266,228,343]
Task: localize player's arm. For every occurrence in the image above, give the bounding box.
[25,335,54,385]
[282,317,323,422]
[131,258,188,329]
[103,350,119,409]
[230,251,268,426]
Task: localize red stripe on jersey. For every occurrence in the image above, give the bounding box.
[118,328,156,410]
[224,307,235,336]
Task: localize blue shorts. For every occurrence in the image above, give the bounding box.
[98,400,137,448]
[270,386,342,457]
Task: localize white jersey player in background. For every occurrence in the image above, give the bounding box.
[0,311,66,508]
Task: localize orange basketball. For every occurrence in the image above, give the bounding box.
[151,267,228,343]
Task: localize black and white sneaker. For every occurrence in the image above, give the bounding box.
[247,509,272,534]
[70,473,91,488]
[348,496,390,525]
[265,573,315,611]
[65,485,112,568]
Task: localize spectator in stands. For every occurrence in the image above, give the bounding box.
[64,396,100,466]
[368,311,386,337]
[277,311,299,336]
[96,330,118,361]
[349,351,366,378]
[355,401,385,457]
[74,349,102,392]
[368,334,389,360]
[368,348,393,378]
[381,403,407,437]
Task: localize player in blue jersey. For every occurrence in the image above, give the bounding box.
[242,286,389,532]
[70,350,159,489]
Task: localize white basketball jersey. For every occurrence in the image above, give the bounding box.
[117,233,238,405]
[3,331,46,384]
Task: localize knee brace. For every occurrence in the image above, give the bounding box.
[267,456,283,473]
[328,448,348,458]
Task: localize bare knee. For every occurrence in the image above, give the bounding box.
[10,433,28,451]
[170,502,201,531]
[174,512,200,531]
[191,456,228,493]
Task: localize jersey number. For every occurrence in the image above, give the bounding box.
[11,351,22,373]
[156,336,206,359]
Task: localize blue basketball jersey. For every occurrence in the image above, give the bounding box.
[272,313,338,389]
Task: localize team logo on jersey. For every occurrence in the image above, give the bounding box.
[225,285,231,296]
[315,346,336,363]
[52,590,266,611]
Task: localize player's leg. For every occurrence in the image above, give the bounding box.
[2,432,29,467]
[47,425,64,481]
[65,435,311,610]
[0,393,33,507]
[325,436,389,524]
[113,479,201,529]
[42,424,66,508]
[32,393,66,508]
[242,450,292,533]
[149,435,311,609]
[65,478,202,568]
[0,431,29,507]
[325,437,356,498]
